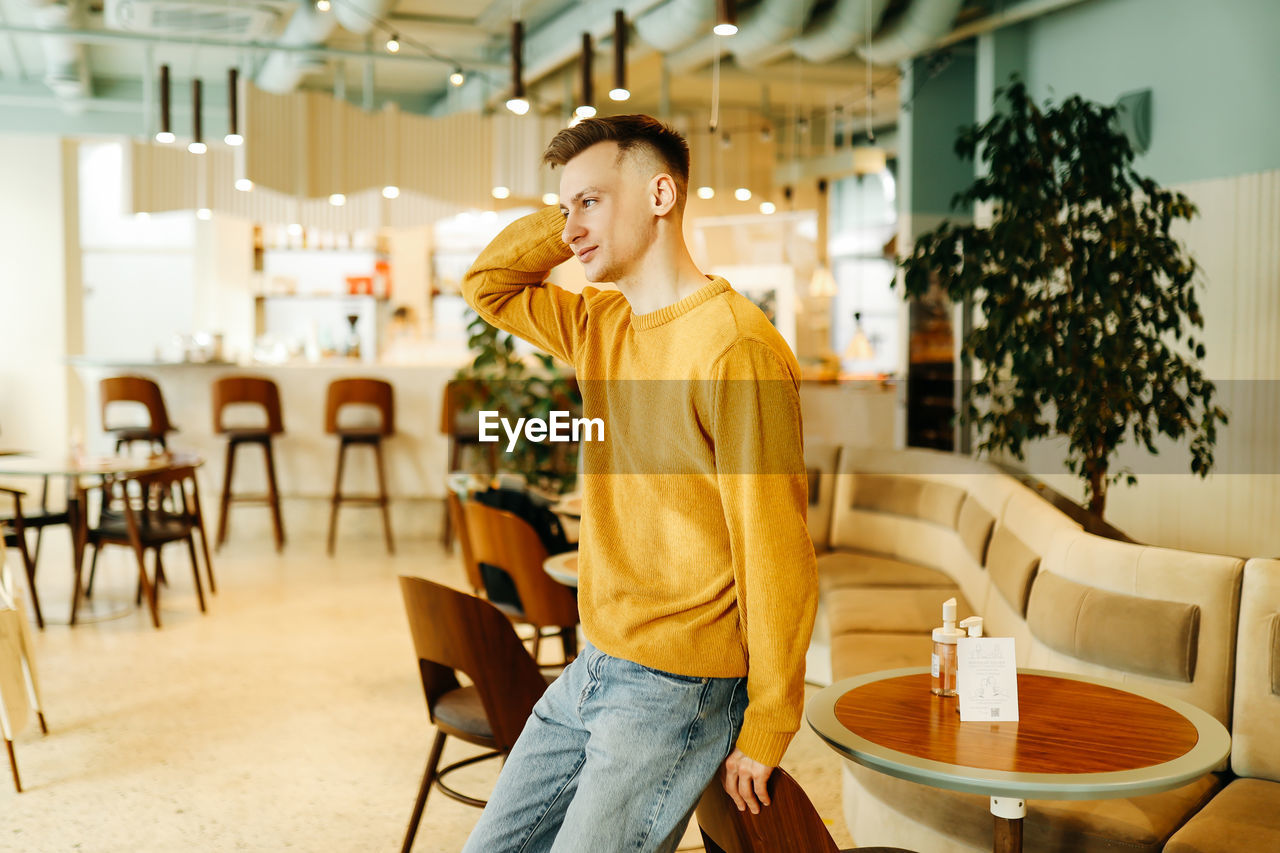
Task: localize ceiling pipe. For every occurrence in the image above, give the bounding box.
[633,0,710,54]
[856,0,965,66]
[792,0,891,64]
[23,0,91,111]
[663,0,819,74]
[256,0,397,95]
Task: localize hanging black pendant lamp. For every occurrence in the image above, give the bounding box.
[225,68,242,145]
[506,19,529,114]
[155,64,174,143]
[714,0,737,35]
[188,78,206,153]
[576,33,595,118]
[610,9,629,101]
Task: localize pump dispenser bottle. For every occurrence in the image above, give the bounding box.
[960,616,984,639]
[931,598,965,696]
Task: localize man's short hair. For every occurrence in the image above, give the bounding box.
[542,114,690,209]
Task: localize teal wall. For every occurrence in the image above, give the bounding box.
[905,51,977,217]
[1021,0,1280,184]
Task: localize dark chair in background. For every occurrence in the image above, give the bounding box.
[212,376,285,552]
[462,501,578,665]
[100,376,176,453]
[397,576,549,853]
[696,767,919,853]
[85,460,214,629]
[325,378,395,555]
[0,486,43,629]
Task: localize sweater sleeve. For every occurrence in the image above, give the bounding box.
[460,206,584,364]
[711,339,819,767]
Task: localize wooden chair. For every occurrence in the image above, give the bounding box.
[85,461,214,629]
[325,378,394,555]
[0,486,43,629]
[0,557,48,793]
[100,376,176,453]
[439,379,498,552]
[462,501,579,664]
[397,576,549,853]
[212,376,285,552]
[446,491,484,595]
[696,767,919,853]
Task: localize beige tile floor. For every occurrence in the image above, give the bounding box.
[1,505,854,852]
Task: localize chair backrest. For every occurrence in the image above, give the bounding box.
[325,378,394,435]
[212,376,284,434]
[397,576,547,750]
[447,491,484,595]
[463,501,578,629]
[101,375,174,435]
[440,379,484,438]
[696,767,839,853]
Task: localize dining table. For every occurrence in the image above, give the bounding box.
[807,666,1231,853]
[542,551,579,588]
[0,453,203,627]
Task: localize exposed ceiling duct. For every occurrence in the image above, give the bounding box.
[856,0,965,66]
[24,0,91,111]
[633,0,712,54]
[256,0,396,95]
[791,0,891,64]
[661,0,819,74]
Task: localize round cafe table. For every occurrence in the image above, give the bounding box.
[542,551,578,588]
[807,667,1230,853]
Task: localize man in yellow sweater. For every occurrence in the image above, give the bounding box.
[460,114,817,853]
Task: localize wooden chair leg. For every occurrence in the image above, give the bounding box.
[530,630,542,664]
[186,537,206,613]
[264,438,285,552]
[183,475,216,596]
[327,439,348,556]
[374,439,395,556]
[216,438,237,550]
[5,739,20,793]
[11,524,43,630]
[86,543,101,599]
[560,626,577,664]
[401,730,447,853]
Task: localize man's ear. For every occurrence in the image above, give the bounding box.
[649,173,679,216]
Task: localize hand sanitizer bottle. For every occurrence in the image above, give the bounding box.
[931,597,965,696]
[960,616,984,638]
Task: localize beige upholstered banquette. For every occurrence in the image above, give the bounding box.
[804,446,1271,853]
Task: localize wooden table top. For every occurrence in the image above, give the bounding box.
[807,667,1231,800]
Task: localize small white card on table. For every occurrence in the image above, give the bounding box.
[957,637,1019,722]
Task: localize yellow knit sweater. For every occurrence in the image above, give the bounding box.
[462,207,818,766]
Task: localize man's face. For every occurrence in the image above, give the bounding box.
[558,141,655,283]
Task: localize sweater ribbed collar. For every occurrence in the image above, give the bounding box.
[629,277,730,332]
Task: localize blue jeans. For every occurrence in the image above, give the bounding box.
[462,642,748,853]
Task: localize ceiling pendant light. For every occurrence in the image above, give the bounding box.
[315,0,329,11]
[155,64,174,143]
[852,0,886,177]
[449,67,465,87]
[386,33,400,53]
[506,19,529,115]
[224,68,243,145]
[713,0,737,36]
[382,185,400,199]
[575,32,595,118]
[609,10,629,101]
[329,193,346,206]
[697,186,715,200]
[187,78,206,153]
[234,178,254,191]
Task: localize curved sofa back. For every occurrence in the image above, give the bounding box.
[1231,558,1280,780]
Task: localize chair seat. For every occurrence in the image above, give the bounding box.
[433,686,493,740]
[223,429,274,441]
[827,586,970,635]
[336,427,386,440]
[108,427,171,440]
[817,550,957,592]
[1164,778,1280,853]
[93,515,194,544]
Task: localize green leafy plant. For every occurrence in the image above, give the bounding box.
[452,310,581,493]
[900,80,1227,516]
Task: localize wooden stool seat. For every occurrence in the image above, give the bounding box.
[325,378,395,555]
[212,376,285,552]
[101,376,175,453]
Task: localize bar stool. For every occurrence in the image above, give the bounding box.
[325,378,395,555]
[212,376,285,552]
[100,376,175,453]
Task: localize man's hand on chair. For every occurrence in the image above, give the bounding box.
[721,749,773,814]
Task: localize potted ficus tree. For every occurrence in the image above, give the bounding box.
[900,80,1228,516]
[452,310,581,494]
